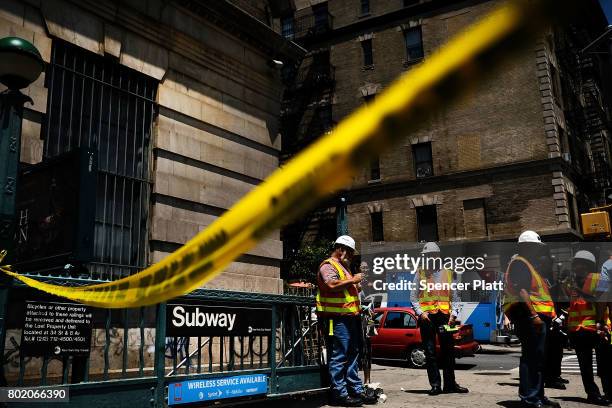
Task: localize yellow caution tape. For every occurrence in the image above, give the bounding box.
[0,1,563,308]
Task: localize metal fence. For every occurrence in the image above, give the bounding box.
[1,282,323,407]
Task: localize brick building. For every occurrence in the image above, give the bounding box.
[1,0,302,294]
[277,0,612,254]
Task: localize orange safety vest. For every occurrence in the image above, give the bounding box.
[503,256,556,318]
[568,273,600,333]
[315,258,360,317]
[418,269,453,315]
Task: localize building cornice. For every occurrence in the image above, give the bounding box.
[301,0,492,47]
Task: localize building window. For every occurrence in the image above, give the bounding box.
[360,0,370,15]
[463,199,488,238]
[363,93,375,105]
[413,142,433,178]
[281,16,294,39]
[567,192,579,230]
[371,211,384,242]
[370,156,380,180]
[44,40,157,280]
[550,63,563,107]
[404,26,424,62]
[313,2,329,31]
[362,39,373,67]
[416,205,438,242]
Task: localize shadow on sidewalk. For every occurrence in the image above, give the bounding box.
[556,396,591,404]
[497,382,520,387]
[248,394,329,408]
[403,389,431,394]
[497,400,526,408]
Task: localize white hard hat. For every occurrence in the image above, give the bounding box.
[518,230,542,244]
[573,250,596,264]
[335,235,356,251]
[421,242,441,254]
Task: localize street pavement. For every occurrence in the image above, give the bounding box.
[257,345,604,408]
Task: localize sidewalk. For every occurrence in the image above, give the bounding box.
[264,362,598,408]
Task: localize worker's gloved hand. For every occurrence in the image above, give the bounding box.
[420,312,430,323]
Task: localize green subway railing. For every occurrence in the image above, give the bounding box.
[0,279,325,407]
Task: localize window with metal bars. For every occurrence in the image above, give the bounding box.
[43,40,158,280]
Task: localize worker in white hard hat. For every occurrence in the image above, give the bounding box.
[410,242,468,396]
[598,246,612,403]
[566,250,611,405]
[316,236,376,406]
[504,231,560,408]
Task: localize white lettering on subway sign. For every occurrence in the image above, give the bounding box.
[171,306,236,331]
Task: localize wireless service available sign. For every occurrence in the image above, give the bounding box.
[166,304,273,337]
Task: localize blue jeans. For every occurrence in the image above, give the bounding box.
[328,316,364,398]
[515,317,548,404]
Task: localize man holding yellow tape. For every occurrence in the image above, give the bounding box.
[316,236,376,406]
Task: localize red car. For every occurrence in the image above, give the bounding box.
[370,307,479,368]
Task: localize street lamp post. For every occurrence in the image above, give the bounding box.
[0,36,43,386]
[0,37,44,257]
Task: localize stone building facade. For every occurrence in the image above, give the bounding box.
[277,0,612,250]
[1,0,303,293]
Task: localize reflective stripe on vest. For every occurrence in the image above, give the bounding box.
[568,273,600,333]
[418,269,452,314]
[503,256,556,318]
[316,258,360,317]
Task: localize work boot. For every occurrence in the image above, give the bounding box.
[544,379,566,390]
[428,386,442,396]
[544,378,567,390]
[443,383,469,393]
[586,394,610,406]
[330,395,363,407]
[541,397,561,408]
[354,391,378,405]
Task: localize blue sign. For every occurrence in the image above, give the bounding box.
[168,374,268,405]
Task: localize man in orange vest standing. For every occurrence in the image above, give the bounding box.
[316,236,376,407]
[410,242,468,396]
[567,250,610,406]
[504,231,560,408]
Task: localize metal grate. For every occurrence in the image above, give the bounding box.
[43,40,158,281]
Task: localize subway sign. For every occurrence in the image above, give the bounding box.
[166,304,272,337]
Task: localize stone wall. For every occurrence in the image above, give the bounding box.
[1,0,294,293]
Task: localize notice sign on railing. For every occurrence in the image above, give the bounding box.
[168,374,268,405]
[166,304,272,337]
[20,301,92,356]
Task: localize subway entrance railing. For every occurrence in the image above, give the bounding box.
[0,279,325,407]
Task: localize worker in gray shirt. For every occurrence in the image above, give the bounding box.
[409,242,467,396]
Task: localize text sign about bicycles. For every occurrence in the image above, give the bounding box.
[20,301,92,356]
[168,374,268,405]
[166,304,272,337]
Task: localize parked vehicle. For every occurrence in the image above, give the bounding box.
[371,307,479,368]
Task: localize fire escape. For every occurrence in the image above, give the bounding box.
[557,25,612,205]
[279,4,337,265]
